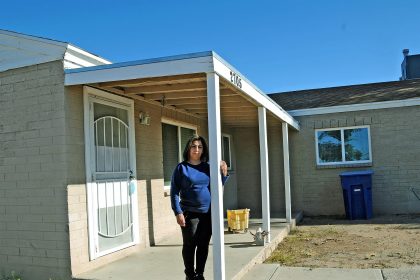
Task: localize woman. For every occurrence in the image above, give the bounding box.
[170,135,228,280]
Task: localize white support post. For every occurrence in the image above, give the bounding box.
[282,122,292,223]
[258,107,270,242]
[207,72,225,280]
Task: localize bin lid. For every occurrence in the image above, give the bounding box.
[339,170,373,177]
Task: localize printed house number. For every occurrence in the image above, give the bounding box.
[230,71,242,89]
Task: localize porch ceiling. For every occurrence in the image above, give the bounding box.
[89,73,274,127]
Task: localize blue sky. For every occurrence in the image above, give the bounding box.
[2,0,420,93]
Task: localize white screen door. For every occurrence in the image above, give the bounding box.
[84,87,139,259]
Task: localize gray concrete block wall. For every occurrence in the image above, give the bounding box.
[229,105,420,217]
[135,101,177,245]
[232,125,287,218]
[67,183,145,276]
[267,126,286,217]
[64,85,86,185]
[220,126,238,212]
[0,61,71,279]
[64,86,148,275]
[289,114,368,215]
[135,101,208,244]
[63,85,209,275]
[290,106,420,216]
[233,127,262,216]
[67,184,88,275]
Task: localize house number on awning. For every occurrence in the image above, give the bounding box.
[230,71,242,89]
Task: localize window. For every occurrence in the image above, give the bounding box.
[222,134,232,170]
[315,126,371,165]
[162,122,196,186]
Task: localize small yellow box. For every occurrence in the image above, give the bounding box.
[227,209,250,233]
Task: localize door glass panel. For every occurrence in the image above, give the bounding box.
[97,180,133,252]
[119,123,128,172]
[92,102,133,254]
[94,104,129,173]
[94,103,128,124]
[95,119,105,172]
[104,117,113,172]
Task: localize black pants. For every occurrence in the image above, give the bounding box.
[181,211,212,277]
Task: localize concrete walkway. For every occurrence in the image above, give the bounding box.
[242,264,420,280]
[73,215,300,280]
[73,212,420,280]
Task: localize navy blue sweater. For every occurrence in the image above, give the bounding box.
[170,161,228,215]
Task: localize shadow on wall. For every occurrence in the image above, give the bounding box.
[146,180,155,246]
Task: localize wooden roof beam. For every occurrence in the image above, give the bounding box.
[124,81,208,94]
[221,111,257,117]
[164,96,253,106]
[141,89,238,100]
[97,73,206,88]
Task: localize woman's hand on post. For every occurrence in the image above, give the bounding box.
[220,161,228,177]
[176,213,186,227]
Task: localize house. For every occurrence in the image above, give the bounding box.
[269,76,420,216]
[2,29,420,279]
[0,30,297,280]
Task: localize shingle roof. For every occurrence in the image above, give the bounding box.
[268,78,420,111]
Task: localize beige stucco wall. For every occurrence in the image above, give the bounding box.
[0,61,72,279]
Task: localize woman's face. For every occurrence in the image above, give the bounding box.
[189,140,203,161]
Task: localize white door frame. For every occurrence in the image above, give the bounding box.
[83,86,139,260]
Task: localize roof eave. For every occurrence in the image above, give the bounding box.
[64,51,299,130]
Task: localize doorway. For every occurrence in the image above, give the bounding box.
[84,87,139,259]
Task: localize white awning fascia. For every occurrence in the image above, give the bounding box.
[64,51,214,85]
[66,44,111,65]
[211,53,300,130]
[288,97,420,116]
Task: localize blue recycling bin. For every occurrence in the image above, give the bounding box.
[339,170,373,220]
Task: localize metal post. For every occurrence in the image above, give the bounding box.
[282,122,292,223]
[258,107,270,242]
[207,72,225,280]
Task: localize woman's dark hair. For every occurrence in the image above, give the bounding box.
[182,135,209,162]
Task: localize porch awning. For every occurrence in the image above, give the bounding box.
[65,51,299,130]
[65,51,299,280]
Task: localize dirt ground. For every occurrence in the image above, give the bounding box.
[266,214,420,269]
